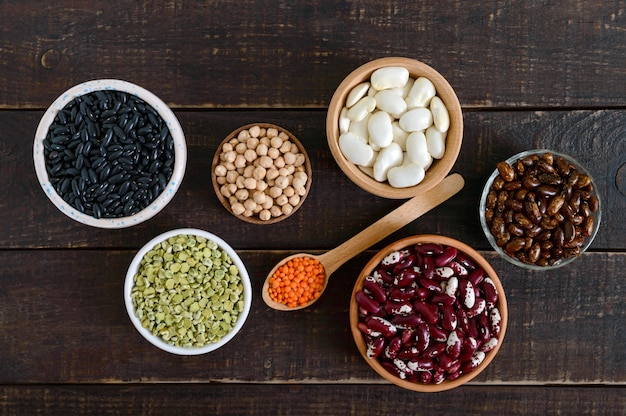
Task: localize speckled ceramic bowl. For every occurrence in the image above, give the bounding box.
[33,79,187,228]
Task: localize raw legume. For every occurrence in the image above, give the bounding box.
[338,67,449,188]
[483,151,599,267]
[356,243,501,384]
[268,256,325,308]
[214,125,309,221]
[43,90,175,219]
[130,234,245,348]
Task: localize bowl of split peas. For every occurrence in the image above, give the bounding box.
[326,57,463,199]
[211,123,312,224]
[124,228,252,355]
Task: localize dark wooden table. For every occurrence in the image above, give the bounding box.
[2,1,625,414]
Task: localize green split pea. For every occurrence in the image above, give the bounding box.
[130,234,245,348]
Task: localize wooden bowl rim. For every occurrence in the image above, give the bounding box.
[211,122,313,225]
[349,234,508,392]
[326,57,463,199]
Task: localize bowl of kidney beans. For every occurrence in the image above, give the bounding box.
[350,235,508,392]
[480,149,601,269]
[33,79,187,228]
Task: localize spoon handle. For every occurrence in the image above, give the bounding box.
[319,173,465,276]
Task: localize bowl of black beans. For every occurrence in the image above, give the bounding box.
[33,79,187,228]
[480,149,601,270]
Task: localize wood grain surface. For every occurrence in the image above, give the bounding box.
[1,1,625,415]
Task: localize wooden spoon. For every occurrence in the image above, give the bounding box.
[262,173,465,311]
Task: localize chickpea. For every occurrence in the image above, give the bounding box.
[249,125,261,138]
[235,175,246,189]
[279,141,291,154]
[274,156,286,169]
[246,137,259,149]
[243,165,255,178]
[268,147,280,159]
[222,150,237,163]
[270,136,283,149]
[259,155,273,169]
[226,171,238,184]
[231,202,245,215]
[276,194,288,206]
[216,176,226,185]
[235,142,247,154]
[237,129,250,141]
[222,143,234,152]
[256,143,269,156]
[270,205,282,217]
[253,166,266,180]
[234,154,247,169]
[281,204,294,216]
[252,191,266,204]
[289,194,300,206]
[284,152,296,165]
[243,177,257,190]
[235,189,249,201]
[259,209,271,221]
[261,197,273,210]
[283,186,295,198]
[268,186,283,199]
[220,185,232,198]
[274,175,289,189]
[267,128,278,138]
[244,149,257,162]
[243,199,257,212]
[266,167,279,181]
[214,164,227,177]
[256,180,268,192]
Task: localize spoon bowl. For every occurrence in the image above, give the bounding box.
[262,173,465,311]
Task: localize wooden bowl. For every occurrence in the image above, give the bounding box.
[326,57,463,199]
[211,123,313,224]
[349,235,508,392]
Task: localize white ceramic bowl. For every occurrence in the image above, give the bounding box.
[33,79,187,228]
[124,228,252,355]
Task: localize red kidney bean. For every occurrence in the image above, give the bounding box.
[422,256,435,280]
[398,346,420,360]
[392,254,416,274]
[489,307,502,338]
[385,336,402,359]
[358,322,381,337]
[435,246,458,267]
[393,358,415,376]
[416,287,430,301]
[454,251,476,270]
[382,360,405,379]
[415,323,431,352]
[440,304,458,331]
[458,337,479,362]
[466,297,486,319]
[437,353,459,371]
[477,312,492,342]
[445,330,462,358]
[428,324,448,343]
[408,356,435,372]
[381,250,405,268]
[461,351,485,373]
[366,316,397,338]
[418,277,442,293]
[389,286,416,302]
[363,275,387,303]
[422,342,446,358]
[383,300,413,316]
[393,268,417,287]
[356,290,381,314]
[366,336,385,358]
[413,300,439,325]
[434,266,454,281]
[449,261,469,277]
[481,277,499,307]
[480,337,499,353]
[415,243,444,255]
[459,279,475,309]
[430,293,456,306]
[391,314,423,330]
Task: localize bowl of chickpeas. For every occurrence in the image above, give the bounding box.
[211,123,312,224]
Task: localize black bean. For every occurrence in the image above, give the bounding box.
[108,173,125,185]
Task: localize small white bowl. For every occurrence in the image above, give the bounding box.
[124,228,252,355]
[33,79,187,228]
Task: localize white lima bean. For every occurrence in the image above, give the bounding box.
[338,68,451,188]
[215,125,309,221]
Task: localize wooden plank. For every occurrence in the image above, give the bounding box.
[0,250,624,384]
[0,1,625,109]
[4,109,623,250]
[1,385,625,415]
